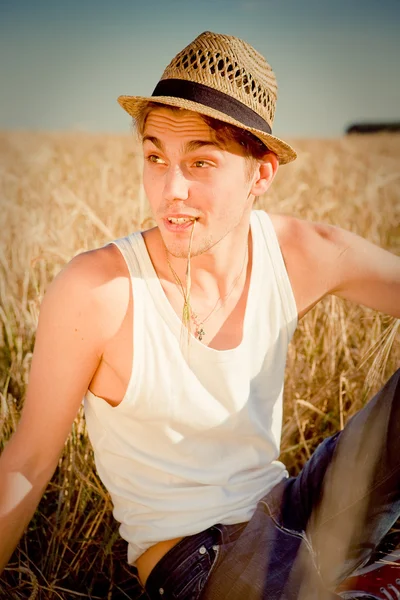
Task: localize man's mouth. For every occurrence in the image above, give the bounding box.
[167,217,197,225]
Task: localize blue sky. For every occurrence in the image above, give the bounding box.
[0,0,399,137]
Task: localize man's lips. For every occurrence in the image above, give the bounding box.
[164,214,199,221]
[163,215,199,232]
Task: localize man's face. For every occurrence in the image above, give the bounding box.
[142,107,259,258]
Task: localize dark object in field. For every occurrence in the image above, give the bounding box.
[346,122,400,134]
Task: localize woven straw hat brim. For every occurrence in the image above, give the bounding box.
[118,95,297,165]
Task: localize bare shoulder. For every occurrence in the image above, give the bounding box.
[42,242,131,346]
[267,213,400,318]
[267,213,344,318]
[267,212,350,269]
[55,242,129,289]
[268,213,337,251]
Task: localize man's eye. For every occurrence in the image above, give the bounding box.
[147,155,165,164]
[192,160,209,168]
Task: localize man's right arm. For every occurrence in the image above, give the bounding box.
[0,250,116,572]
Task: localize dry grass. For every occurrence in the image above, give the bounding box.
[0,131,399,598]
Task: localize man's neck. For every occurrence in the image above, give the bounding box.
[161,220,252,302]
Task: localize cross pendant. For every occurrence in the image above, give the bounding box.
[196,327,206,341]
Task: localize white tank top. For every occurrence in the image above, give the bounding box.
[84,210,298,565]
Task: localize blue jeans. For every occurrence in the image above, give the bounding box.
[143,370,400,599]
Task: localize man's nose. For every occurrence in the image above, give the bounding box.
[163,165,189,202]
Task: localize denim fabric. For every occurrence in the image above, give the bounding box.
[145,523,246,599]
[141,369,400,600]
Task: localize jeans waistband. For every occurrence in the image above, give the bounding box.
[145,521,247,597]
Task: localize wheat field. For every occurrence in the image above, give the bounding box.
[0,131,399,599]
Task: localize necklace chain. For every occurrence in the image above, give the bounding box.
[166,247,248,342]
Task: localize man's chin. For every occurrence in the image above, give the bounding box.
[157,225,214,259]
[162,239,213,260]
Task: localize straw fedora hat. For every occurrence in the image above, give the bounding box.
[118,31,297,164]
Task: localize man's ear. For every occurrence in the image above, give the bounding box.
[250,152,279,197]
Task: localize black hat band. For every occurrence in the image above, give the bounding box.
[152,79,272,135]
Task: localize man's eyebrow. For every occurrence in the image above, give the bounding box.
[142,135,165,152]
[184,139,224,153]
[142,135,223,153]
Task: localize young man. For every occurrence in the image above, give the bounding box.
[0,31,399,599]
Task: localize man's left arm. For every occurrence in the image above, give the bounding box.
[322,224,400,318]
[271,215,400,320]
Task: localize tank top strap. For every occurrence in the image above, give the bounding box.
[253,210,298,335]
[111,232,144,279]
[109,233,147,390]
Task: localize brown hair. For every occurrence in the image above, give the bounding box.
[134,102,271,178]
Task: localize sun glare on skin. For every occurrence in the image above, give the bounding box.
[0,472,33,516]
